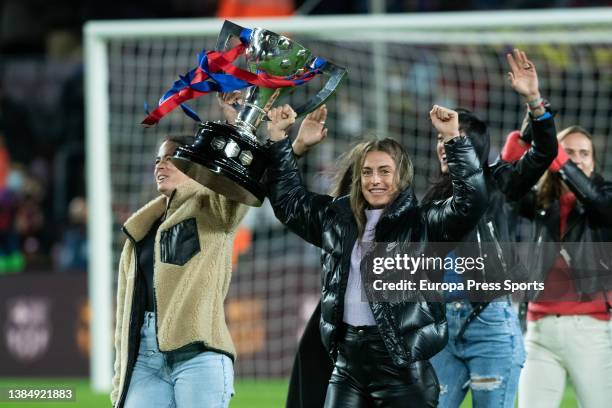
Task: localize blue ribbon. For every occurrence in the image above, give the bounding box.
[145,41,325,123]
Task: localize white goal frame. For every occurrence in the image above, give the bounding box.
[84,8,612,392]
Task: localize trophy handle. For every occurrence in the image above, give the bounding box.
[216,20,348,119]
[291,61,348,118]
[216,20,249,50]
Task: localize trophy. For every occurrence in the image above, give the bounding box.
[170,21,347,206]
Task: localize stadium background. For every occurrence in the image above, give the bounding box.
[1,0,611,407]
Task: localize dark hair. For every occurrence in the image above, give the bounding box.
[423,108,489,204]
[164,134,195,148]
[422,172,453,204]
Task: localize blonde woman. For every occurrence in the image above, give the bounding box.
[266,104,487,407]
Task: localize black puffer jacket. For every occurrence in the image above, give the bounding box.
[266,136,487,367]
[517,161,612,295]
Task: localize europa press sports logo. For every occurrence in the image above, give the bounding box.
[4,297,52,362]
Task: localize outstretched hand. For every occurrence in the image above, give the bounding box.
[267,104,297,142]
[430,105,460,143]
[506,48,540,102]
[293,105,328,156]
[217,91,242,123]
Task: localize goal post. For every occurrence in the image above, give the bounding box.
[84,8,612,392]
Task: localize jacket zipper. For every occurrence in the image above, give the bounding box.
[562,206,583,241]
[369,217,411,363]
[487,221,507,272]
[154,190,176,352]
[152,226,161,352]
[476,228,485,281]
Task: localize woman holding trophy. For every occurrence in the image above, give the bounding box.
[265,103,488,407]
[110,132,248,408]
[110,97,331,408]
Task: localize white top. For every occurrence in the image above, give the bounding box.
[342,208,383,326]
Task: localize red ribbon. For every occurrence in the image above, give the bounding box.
[142,43,321,126]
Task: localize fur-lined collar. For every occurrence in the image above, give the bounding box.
[123,178,205,242]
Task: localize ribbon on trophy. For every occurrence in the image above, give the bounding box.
[142,29,327,126]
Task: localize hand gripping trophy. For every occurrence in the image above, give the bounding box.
[143,20,347,206]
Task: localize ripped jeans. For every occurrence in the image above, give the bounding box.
[431,299,525,408]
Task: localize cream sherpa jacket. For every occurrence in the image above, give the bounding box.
[111,179,247,407]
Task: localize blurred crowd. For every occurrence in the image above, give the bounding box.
[0,67,86,274]
[0,133,87,274]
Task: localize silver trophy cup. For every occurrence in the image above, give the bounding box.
[171,20,347,206]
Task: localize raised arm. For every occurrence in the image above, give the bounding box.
[220,91,327,160]
[292,105,328,157]
[202,188,249,231]
[266,105,333,247]
[426,105,488,242]
[558,158,612,226]
[493,49,557,201]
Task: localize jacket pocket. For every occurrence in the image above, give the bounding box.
[160,218,200,266]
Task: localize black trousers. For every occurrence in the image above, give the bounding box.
[286,302,332,408]
[324,325,439,408]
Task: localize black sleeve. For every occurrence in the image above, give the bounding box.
[491,114,558,202]
[425,136,488,242]
[513,189,538,221]
[265,138,333,248]
[559,162,612,227]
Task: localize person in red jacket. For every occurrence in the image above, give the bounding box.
[513,124,612,407]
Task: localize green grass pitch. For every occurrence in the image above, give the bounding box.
[0,378,577,407]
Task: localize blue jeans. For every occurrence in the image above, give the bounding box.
[124,312,234,408]
[431,299,525,408]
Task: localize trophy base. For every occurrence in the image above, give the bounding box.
[171,122,267,207]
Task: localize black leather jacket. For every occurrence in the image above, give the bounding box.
[266,136,487,367]
[457,115,558,293]
[517,161,612,295]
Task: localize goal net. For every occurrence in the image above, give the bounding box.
[84,9,612,390]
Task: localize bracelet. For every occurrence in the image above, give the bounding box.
[526,97,544,110]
